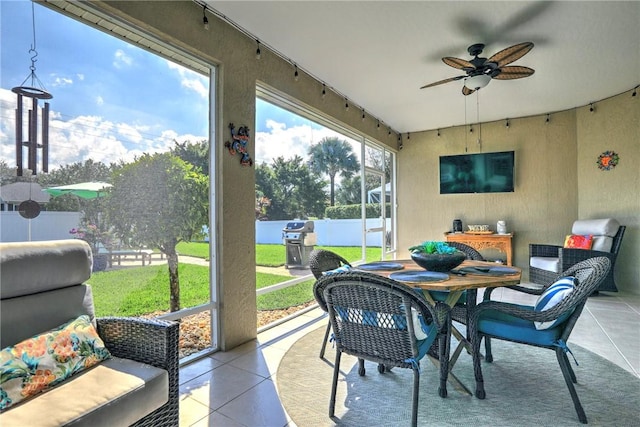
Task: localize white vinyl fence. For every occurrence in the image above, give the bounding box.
[255,218,390,247]
[0,212,81,242]
[2,213,387,247]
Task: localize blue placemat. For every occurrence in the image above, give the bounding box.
[356,261,405,271]
[389,270,449,283]
[453,266,519,276]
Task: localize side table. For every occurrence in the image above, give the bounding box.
[444,232,514,266]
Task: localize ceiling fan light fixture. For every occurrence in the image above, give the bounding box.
[465,74,491,90]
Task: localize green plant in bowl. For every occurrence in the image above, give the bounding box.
[409,241,465,272]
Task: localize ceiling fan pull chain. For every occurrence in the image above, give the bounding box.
[477,90,482,148]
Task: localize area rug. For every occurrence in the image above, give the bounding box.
[277,326,640,427]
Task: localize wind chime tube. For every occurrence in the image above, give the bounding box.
[29,97,38,175]
[42,102,49,173]
[15,94,23,176]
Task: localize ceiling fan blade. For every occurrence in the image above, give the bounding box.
[487,42,534,67]
[462,86,476,96]
[493,66,535,80]
[420,75,464,89]
[442,57,474,70]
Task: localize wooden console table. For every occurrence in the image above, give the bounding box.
[445,232,514,266]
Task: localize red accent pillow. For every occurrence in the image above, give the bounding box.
[564,234,593,249]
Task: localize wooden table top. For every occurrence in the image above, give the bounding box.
[369,259,521,292]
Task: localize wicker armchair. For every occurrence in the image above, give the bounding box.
[310,249,352,358]
[318,271,451,427]
[97,317,179,427]
[468,257,610,424]
[529,218,624,292]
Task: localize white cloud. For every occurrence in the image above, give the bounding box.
[113,49,133,69]
[167,61,208,98]
[50,74,73,87]
[254,120,344,165]
[0,88,206,172]
[76,74,85,81]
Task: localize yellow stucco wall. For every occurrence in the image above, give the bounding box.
[396,110,579,278]
[58,1,639,352]
[397,92,638,292]
[576,94,639,293]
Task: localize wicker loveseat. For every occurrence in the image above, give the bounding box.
[0,240,179,427]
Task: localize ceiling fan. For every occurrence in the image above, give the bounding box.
[421,42,535,95]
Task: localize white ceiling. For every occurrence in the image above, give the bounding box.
[210,1,640,134]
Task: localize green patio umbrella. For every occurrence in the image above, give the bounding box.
[43,181,112,199]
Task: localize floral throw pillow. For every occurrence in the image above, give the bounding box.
[0,315,111,411]
[564,234,593,250]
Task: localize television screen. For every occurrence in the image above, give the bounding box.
[439,151,515,194]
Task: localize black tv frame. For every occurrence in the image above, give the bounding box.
[439,151,515,194]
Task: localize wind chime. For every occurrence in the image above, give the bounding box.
[12,2,52,177]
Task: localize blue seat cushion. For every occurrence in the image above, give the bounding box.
[478,304,563,347]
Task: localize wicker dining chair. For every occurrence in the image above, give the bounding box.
[309,249,352,358]
[319,271,451,427]
[468,257,610,424]
[432,242,485,328]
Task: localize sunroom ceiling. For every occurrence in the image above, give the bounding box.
[209,1,640,133]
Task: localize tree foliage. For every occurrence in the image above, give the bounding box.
[335,175,361,205]
[255,156,326,220]
[170,140,209,175]
[308,137,359,206]
[106,152,209,311]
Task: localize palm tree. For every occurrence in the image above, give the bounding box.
[308,137,360,206]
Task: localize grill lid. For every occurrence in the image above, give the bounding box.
[283,221,314,232]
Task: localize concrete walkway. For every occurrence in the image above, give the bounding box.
[108,253,312,277]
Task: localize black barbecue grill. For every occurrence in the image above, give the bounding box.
[282,221,316,269]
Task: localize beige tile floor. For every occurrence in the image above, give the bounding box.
[178,287,640,426]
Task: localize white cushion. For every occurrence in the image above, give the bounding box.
[534,277,576,330]
[591,236,614,252]
[530,256,560,273]
[411,309,428,340]
[572,218,619,237]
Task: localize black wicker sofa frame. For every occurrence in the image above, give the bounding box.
[0,240,179,427]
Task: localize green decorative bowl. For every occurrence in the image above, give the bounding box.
[410,250,466,272]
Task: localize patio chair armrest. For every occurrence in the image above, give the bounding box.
[471,300,571,324]
[529,243,561,258]
[483,283,545,301]
[559,248,615,270]
[97,317,179,371]
[97,317,180,427]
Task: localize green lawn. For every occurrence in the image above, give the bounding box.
[91,243,383,317]
[176,242,383,266]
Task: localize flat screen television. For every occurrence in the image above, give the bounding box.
[439,151,515,194]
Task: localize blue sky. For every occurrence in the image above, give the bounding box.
[1,0,209,170]
[0,0,355,173]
